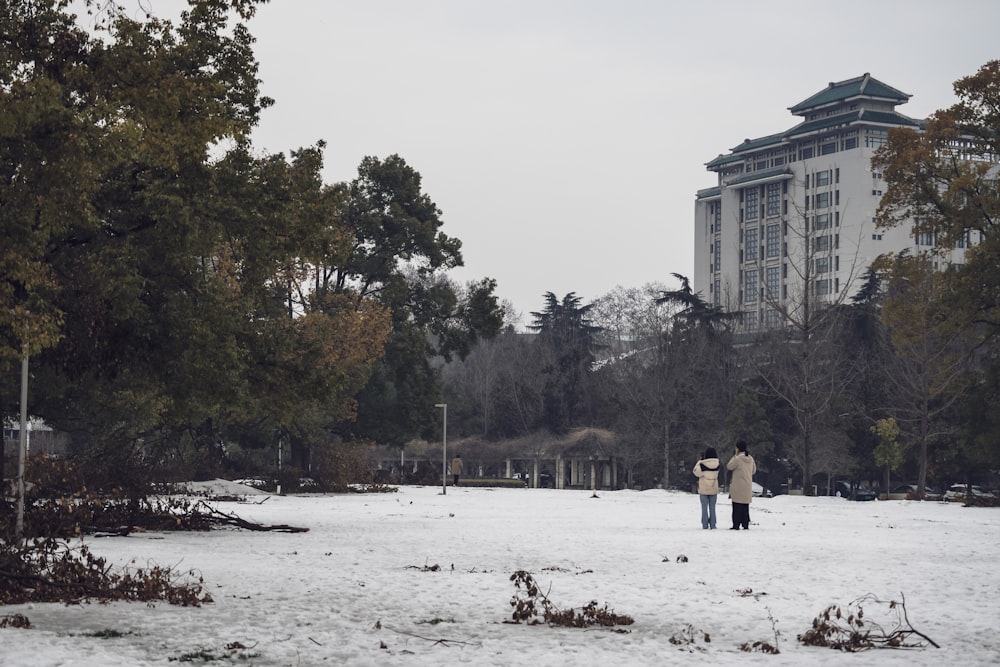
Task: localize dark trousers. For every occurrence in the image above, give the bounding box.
[452,475,460,486]
[732,502,750,529]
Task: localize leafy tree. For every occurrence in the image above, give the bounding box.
[652,276,740,487]
[0,2,457,484]
[528,292,602,434]
[325,155,502,446]
[871,417,903,496]
[872,60,1000,476]
[1,1,272,460]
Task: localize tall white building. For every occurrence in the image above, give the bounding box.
[693,74,970,331]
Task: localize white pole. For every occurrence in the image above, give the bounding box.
[435,403,447,495]
[276,438,282,495]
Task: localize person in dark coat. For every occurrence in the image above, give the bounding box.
[450,454,464,486]
[726,440,757,530]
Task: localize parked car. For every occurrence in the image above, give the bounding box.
[833,481,877,501]
[889,484,941,500]
[944,484,993,502]
[752,482,771,497]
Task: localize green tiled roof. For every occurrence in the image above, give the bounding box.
[788,73,910,114]
[785,109,919,138]
[859,110,920,127]
[785,111,861,138]
[705,153,743,169]
[726,167,793,187]
[696,186,722,199]
[730,133,786,154]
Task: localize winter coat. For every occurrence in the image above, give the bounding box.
[726,453,757,504]
[692,457,721,495]
[450,457,464,476]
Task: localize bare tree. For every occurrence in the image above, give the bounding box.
[879,252,975,496]
[746,188,866,494]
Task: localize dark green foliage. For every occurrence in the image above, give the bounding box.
[529,292,602,433]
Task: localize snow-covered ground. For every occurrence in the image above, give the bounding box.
[1,482,998,666]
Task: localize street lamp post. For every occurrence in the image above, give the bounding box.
[15,348,28,538]
[435,403,447,495]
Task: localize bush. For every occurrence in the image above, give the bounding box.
[457,477,527,489]
[311,441,377,492]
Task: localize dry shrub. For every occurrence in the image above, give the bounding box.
[506,570,633,629]
[798,594,938,651]
[311,440,379,491]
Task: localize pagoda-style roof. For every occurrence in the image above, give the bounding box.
[730,132,786,154]
[788,73,910,115]
[705,152,743,169]
[725,167,793,187]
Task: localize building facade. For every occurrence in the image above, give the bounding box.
[693,73,971,331]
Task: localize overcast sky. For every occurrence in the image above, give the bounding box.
[218,1,999,322]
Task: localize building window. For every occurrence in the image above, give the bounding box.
[745,188,759,221]
[815,170,830,187]
[714,239,721,271]
[821,142,837,155]
[814,235,830,252]
[866,130,887,148]
[766,182,781,216]
[713,279,720,306]
[745,269,758,304]
[815,278,832,295]
[815,213,830,230]
[872,233,883,240]
[765,266,780,300]
[745,227,758,261]
[815,192,830,209]
[766,224,780,258]
[844,136,858,150]
[801,146,814,160]
[916,231,936,246]
[765,308,782,329]
[815,257,830,274]
[714,202,721,230]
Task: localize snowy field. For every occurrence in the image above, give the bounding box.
[1,482,998,666]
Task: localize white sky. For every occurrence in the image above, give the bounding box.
[3,482,997,664]
[163,1,1000,320]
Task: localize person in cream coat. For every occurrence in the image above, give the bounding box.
[692,447,721,529]
[726,440,757,530]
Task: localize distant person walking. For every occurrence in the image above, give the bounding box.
[727,440,757,530]
[450,454,464,486]
[692,447,721,529]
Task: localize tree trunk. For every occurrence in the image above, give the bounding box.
[661,421,670,490]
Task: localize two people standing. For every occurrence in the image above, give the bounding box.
[692,440,757,530]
